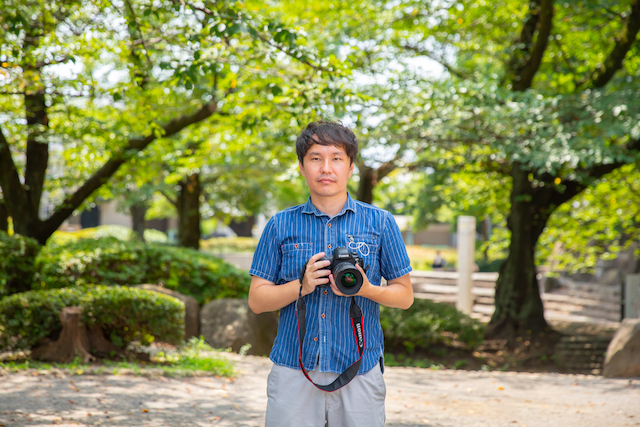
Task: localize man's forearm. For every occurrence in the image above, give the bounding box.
[248,278,301,314]
[360,276,414,310]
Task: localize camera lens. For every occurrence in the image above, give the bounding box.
[341,272,357,287]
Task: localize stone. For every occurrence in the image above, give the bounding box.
[603,318,640,378]
[200,298,278,356]
[134,284,200,340]
[542,276,561,293]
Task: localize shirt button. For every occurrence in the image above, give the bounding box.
[324,290,328,295]
[328,244,332,249]
[321,313,325,318]
[327,223,332,228]
[313,337,319,342]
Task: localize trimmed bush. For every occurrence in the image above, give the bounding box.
[0,231,41,297]
[48,225,169,247]
[201,236,258,253]
[381,299,485,353]
[0,285,184,352]
[35,237,250,304]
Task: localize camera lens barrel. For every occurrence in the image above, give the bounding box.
[332,262,363,295]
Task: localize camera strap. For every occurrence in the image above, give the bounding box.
[295,291,364,392]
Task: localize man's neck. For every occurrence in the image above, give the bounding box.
[310,192,348,217]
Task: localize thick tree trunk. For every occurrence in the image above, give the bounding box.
[357,165,375,205]
[177,173,201,250]
[130,202,148,242]
[486,165,550,344]
[229,215,255,237]
[0,199,7,232]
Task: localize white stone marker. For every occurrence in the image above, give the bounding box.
[457,216,476,314]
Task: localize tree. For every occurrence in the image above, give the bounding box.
[376,0,640,343]
[0,0,341,246]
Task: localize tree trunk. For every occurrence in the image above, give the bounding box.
[0,199,7,232]
[177,173,201,250]
[130,202,148,242]
[31,307,95,363]
[485,165,551,345]
[357,165,375,205]
[31,307,125,363]
[229,215,255,237]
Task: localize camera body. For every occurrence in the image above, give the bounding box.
[320,247,364,295]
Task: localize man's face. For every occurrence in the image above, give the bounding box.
[299,143,354,200]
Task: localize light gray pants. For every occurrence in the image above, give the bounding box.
[265,363,386,427]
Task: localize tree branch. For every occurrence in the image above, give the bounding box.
[158,189,178,208]
[180,0,330,73]
[547,137,640,207]
[41,99,222,236]
[0,126,26,214]
[400,43,469,79]
[506,0,554,91]
[588,0,640,88]
[23,55,74,71]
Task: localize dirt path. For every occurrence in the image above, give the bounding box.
[1,353,639,427]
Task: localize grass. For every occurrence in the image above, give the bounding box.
[0,337,237,378]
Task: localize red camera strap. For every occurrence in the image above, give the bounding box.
[295,290,365,392]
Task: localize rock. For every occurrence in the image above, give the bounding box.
[134,284,200,340]
[603,318,640,378]
[200,298,278,356]
[542,276,561,293]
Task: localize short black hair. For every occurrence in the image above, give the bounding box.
[296,121,358,165]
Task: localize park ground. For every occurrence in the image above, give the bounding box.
[1,351,639,427]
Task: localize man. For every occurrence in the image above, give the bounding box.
[432,251,446,269]
[248,120,413,427]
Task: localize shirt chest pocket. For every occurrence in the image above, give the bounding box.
[345,233,379,274]
[280,242,312,283]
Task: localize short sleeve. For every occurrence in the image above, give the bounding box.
[379,212,412,281]
[249,216,281,283]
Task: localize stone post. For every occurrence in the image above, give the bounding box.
[457,216,476,314]
[625,274,640,319]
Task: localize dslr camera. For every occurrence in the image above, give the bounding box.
[319,247,364,295]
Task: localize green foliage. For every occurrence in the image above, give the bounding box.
[153,337,236,377]
[538,165,640,273]
[35,237,250,304]
[0,286,184,352]
[201,236,259,253]
[49,226,168,248]
[0,231,40,297]
[381,299,485,353]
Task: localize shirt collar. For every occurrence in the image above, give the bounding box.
[302,193,358,217]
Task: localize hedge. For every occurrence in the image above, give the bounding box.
[381,299,485,352]
[0,231,40,298]
[0,285,184,352]
[35,237,250,304]
[49,225,168,247]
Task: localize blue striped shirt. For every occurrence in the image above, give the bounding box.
[249,193,412,375]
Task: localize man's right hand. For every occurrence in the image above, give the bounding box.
[300,252,332,296]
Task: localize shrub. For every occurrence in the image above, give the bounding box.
[35,237,250,304]
[0,231,41,297]
[201,236,259,253]
[381,299,485,353]
[0,285,184,352]
[48,225,168,247]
